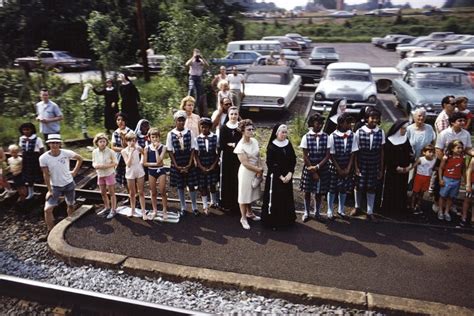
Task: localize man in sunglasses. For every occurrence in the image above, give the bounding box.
[434,95,455,135]
[211,97,233,133]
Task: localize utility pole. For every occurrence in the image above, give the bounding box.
[135,0,150,82]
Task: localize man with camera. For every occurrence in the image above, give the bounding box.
[185,49,209,113]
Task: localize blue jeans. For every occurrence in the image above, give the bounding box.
[188,75,203,103]
[439,176,461,199]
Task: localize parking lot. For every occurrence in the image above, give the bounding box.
[58,43,406,125]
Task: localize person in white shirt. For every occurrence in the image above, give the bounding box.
[185,48,209,112]
[228,66,245,108]
[39,134,83,237]
[35,88,63,140]
[409,144,436,214]
[92,133,118,219]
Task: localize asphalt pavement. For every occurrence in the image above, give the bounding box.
[66,205,474,309]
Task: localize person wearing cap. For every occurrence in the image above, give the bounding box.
[39,134,83,239]
[166,110,200,216]
[35,88,63,141]
[195,118,220,215]
[92,78,119,133]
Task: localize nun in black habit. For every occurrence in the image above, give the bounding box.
[323,98,347,135]
[381,119,415,217]
[261,124,297,229]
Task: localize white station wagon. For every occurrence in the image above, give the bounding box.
[241,66,301,112]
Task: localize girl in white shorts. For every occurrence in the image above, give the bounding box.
[121,132,146,219]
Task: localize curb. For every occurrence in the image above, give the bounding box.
[49,205,474,315]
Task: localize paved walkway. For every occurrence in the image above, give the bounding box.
[65,205,474,309]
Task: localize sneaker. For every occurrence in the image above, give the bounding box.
[180,209,187,217]
[413,207,423,215]
[192,209,200,217]
[97,208,110,216]
[444,213,451,222]
[432,203,439,213]
[337,212,346,219]
[437,211,444,220]
[106,209,117,219]
[302,213,310,222]
[327,214,334,221]
[240,218,250,230]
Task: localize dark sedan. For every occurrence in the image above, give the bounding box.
[254,55,323,85]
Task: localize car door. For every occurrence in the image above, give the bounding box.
[39,52,55,68]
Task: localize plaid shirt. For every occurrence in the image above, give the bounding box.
[434,110,450,135]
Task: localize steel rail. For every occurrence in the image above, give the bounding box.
[0,274,210,315]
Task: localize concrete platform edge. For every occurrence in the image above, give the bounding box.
[50,204,474,314]
[48,205,128,268]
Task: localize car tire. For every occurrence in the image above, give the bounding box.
[376,79,392,93]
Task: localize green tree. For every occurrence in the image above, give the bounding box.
[153,2,223,84]
[87,11,132,77]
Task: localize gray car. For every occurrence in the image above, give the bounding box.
[392,67,474,121]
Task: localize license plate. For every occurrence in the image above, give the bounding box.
[249,107,260,112]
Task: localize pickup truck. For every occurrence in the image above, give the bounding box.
[211,51,261,69]
[14,51,92,72]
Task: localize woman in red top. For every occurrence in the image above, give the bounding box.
[438,140,465,222]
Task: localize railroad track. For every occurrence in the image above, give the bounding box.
[0,274,209,315]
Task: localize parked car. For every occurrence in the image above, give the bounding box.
[302,36,313,45]
[313,62,377,113]
[392,67,474,121]
[210,51,261,68]
[422,8,453,16]
[396,40,440,58]
[328,11,355,18]
[424,44,474,56]
[121,54,166,75]
[254,55,323,85]
[455,48,474,57]
[285,33,308,49]
[308,46,339,65]
[226,40,281,54]
[240,66,301,112]
[261,36,301,51]
[14,50,92,72]
[364,8,399,16]
[382,36,415,50]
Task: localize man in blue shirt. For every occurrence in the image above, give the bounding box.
[35,88,63,140]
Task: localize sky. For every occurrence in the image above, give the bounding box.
[256,0,446,10]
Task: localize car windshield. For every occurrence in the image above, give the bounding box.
[317,48,335,53]
[414,72,471,89]
[246,73,285,84]
[326,69,371,81]
[56,52,73,58]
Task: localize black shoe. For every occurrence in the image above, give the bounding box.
[180,209,187,217]
[337,212,346,219]
[192,209,200,216]
[459,220,470,228]
[315,213,325,223]
[413,207,423,215]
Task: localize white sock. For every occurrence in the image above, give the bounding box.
[338,193,347,215]
[202,195,208,209]
[27,186,34,198]
[367,193,376,215]
[211,192,218,205]
[190,191,198,210]
[177,189,186,210]
[354,190,362,209]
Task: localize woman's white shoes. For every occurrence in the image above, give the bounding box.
[240,218,250,230]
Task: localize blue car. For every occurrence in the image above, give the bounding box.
[211,51,261,69]
[392,67,474,121]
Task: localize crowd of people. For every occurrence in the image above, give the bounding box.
[0,48,473,240]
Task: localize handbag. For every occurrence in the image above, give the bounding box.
[252,175,263,189]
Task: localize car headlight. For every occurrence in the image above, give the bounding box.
[277,98,285,105]
[367,95,377,103]
[315,93,324,100]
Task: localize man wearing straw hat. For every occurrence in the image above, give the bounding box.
[39,134,83,240]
